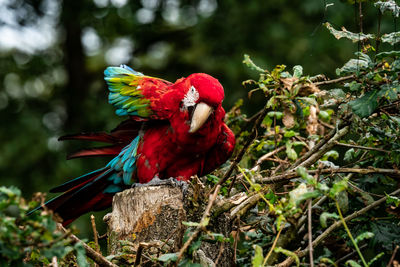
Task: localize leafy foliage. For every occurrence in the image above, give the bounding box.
[0,186,88,266]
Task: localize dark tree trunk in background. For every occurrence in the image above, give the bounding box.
[60,0,87,131]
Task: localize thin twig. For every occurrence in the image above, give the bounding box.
[308,199,314,267]
[176,185,221,265]
[334,141,390,153]
[335,244,368,265]
[90,215,100,254]
[259,167,400,183]
[211,106,269,193]
[51,256,58,267]
[227,146,285,194]
[289,124,347,171]
[134,243,145,267]
[336,200,368,267]
[387,245,399,267]
[233,218,240,263]
[314,75,355,86]
[58,224,118,267]
[277,188,400,266]
[263,223,284,265]
[295,126,349,170]
[214,242,225,266]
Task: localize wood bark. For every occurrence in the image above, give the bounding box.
[104,185,233,266]
[104,186,186,256]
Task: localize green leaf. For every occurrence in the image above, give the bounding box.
[295,191,321,206]
[381,32,400,45]
[293,65,303,78]
[189,240,202,254]
[267,111,283,119]
[323,150,339,160]
[320,212,339,228]
[328,88,346,99]
[329,178,348,198]
[284,130,296,138]
[354,232,374,244]
[371,221,400,250]
[74,242,88,267]
[345,260,362,267]
[182,221,201,227]
[345,81,362,92]
[375,51,400,60]
[243,54,265,73]
[378,84,399,101]
[386,194,400,207]
[336,190,349,214]
[349,90,379,118]
[344,148,355,162]
[368,252,385,266]
[274,247,299,267]
[339,59,369,75]
[324,22,374,43]
[252,245,263,267]
[296,167,316,185]
[375,0,400,16]
[286,142,298,161]
[318,110,330,121]
[158,253,178,262]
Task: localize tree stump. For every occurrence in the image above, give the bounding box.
[104,185,233,266]
[104,186,186,256]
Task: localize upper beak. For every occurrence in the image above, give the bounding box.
[189,102,213,133]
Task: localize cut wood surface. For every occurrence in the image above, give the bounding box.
[104,186,186,255]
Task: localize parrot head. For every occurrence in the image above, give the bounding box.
[176,73,225,134]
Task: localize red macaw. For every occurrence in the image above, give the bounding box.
[31,65,235,225]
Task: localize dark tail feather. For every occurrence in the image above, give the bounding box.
[49,167,107,193]
[59,132,119,143]
[28,168,118,226]
[53,169,116,226]
[66,145,124,160]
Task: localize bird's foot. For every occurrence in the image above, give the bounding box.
[131,176,189,196]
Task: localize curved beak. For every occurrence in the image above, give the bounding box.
[189,102,213,133]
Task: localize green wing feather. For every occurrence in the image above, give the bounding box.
[104,65,152,117]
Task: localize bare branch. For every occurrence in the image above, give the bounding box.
[334,141,390,153]
[259,167,400,183]
[308,199,314,267]
[176,185,221,264]
[289,125,349,171]
[314,75,355,86]
[58,224,118,267]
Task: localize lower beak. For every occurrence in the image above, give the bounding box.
[189,102,213,133]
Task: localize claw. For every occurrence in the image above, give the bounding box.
[131,176,189,197]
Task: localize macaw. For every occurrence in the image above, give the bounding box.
[31,65,235,225]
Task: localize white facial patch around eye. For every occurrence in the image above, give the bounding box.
[182,86,199,110]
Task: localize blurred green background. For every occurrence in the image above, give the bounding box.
[0,0,396,234]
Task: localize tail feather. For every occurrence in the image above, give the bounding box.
[30,118,142,225]
[29,168,120,226]
[53,169,117,225]
[66,145,124,160]
[49,167,107,193]
[58,132,120,143]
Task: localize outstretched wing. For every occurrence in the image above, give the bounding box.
[104,65,173,120]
